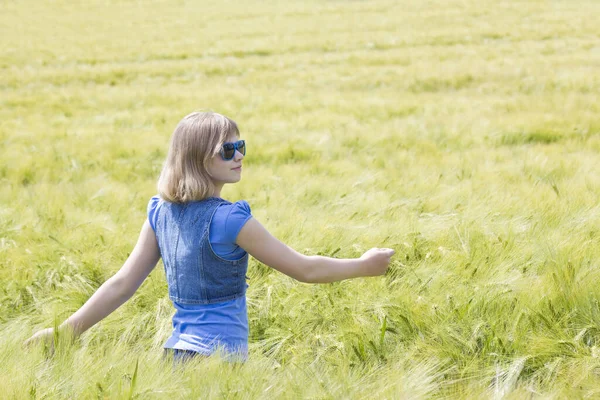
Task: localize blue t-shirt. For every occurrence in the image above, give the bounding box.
[147,196,253,359]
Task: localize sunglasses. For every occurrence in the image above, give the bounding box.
[220,140,246,161]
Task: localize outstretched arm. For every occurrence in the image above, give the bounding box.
[236,218,394,283]
[24,220,160,346]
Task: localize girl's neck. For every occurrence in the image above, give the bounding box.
[211,183,224,198]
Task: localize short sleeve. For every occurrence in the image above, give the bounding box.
[222,200,252,243]
[147,195,161,232]
[209,200,254,260]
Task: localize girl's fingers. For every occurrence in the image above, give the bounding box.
[23,336,36,349]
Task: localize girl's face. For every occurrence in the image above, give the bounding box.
[206,135,244,184]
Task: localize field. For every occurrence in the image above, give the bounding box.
[2,0,600,398]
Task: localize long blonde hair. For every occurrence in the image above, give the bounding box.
[157,111,239,203]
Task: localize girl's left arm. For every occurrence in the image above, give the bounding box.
[24,220,160,346]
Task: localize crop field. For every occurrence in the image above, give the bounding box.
[2,0,600,398]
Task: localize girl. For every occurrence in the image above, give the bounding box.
[24,111,395,362]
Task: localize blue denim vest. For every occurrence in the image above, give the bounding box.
[154,197,249,304]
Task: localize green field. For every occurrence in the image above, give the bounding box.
[2,0,600,398]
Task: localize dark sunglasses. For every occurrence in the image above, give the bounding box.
[220,140,246,161]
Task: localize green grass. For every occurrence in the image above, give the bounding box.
[2,0,600,398]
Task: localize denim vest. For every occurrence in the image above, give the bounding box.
[154,197,249,304]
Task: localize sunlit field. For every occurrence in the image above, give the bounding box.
[2,0,600,398]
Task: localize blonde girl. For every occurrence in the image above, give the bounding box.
[25,111,395,362]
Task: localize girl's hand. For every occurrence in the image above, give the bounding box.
[359,248,395,276]
[23,327,55,349]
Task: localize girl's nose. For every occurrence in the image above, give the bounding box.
[234,150,244,161]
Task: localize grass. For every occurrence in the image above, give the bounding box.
[2,0,600,398]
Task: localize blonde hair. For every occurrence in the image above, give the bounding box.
[157,111,240,203]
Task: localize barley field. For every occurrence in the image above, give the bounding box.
[2,0,600,398]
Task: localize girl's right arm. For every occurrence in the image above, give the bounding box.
[24,220,161,347]
[236,218,394,283]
